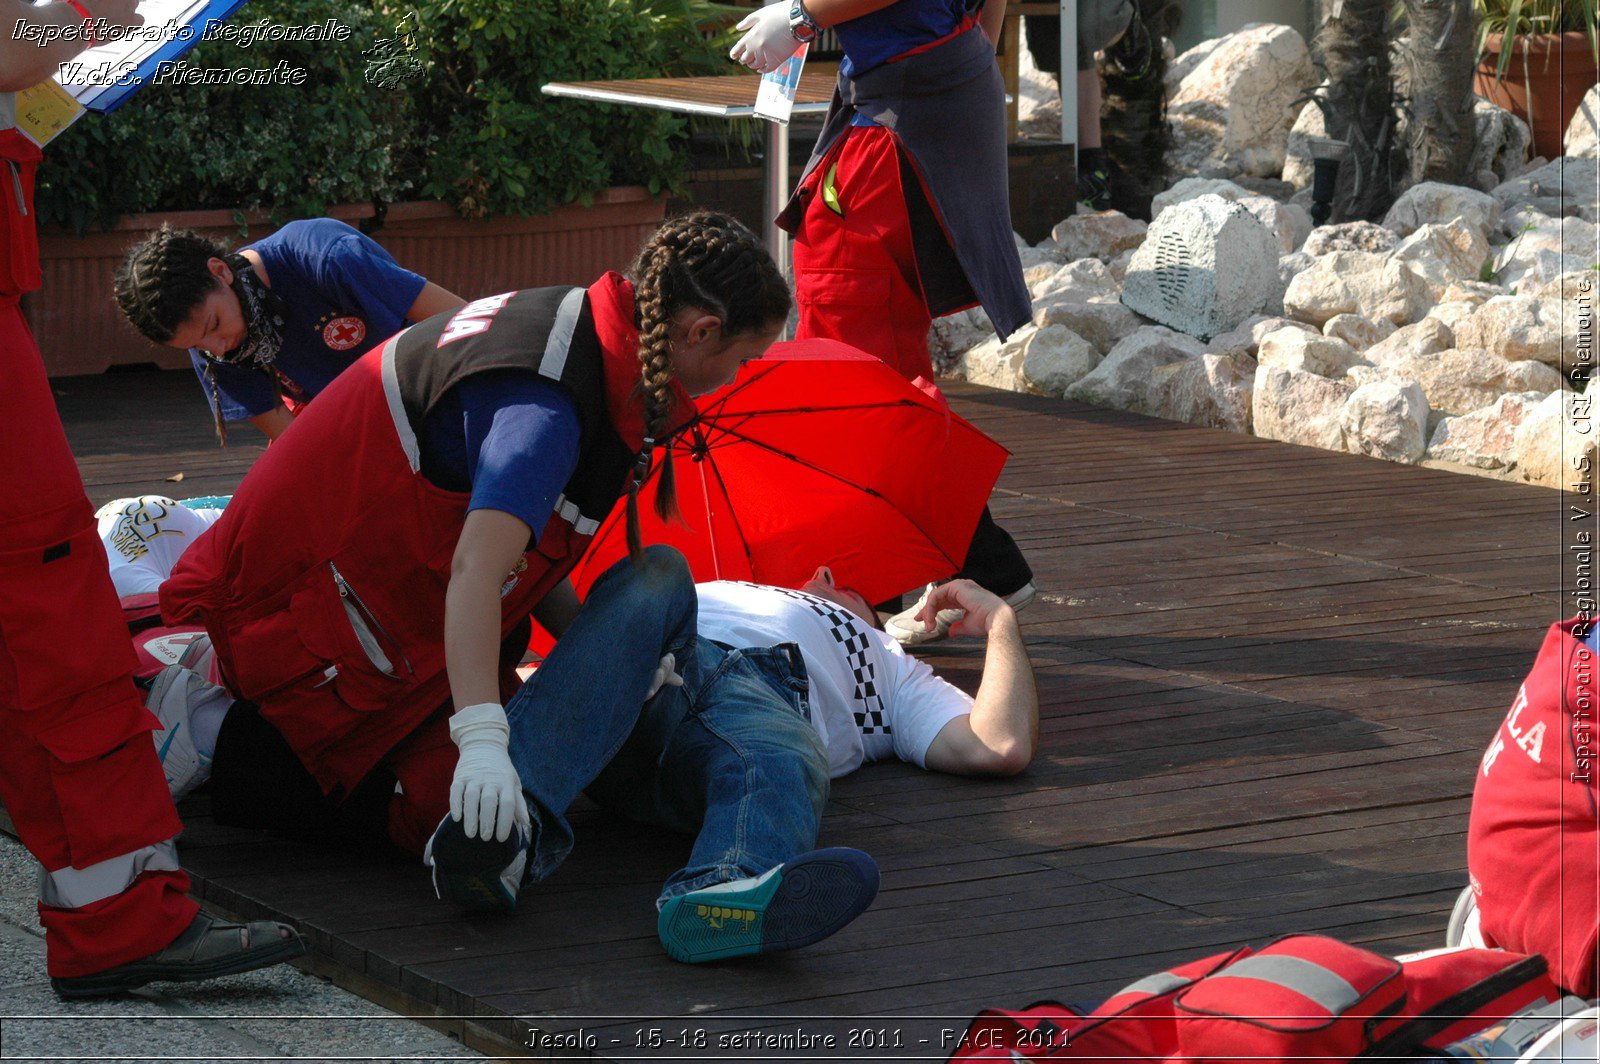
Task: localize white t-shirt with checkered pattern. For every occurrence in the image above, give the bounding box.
[694,581,974,778]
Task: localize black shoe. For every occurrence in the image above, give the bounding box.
[424,813,529,912]
[51,912,306,999]
[1078,168,1114,213]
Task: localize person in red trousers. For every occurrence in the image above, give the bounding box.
[0,0,303,998]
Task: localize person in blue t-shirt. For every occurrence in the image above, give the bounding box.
[114,219,466,442]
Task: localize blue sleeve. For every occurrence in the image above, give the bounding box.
[458,372,582,533]
[315,225,428,333]
[188,350,279,421]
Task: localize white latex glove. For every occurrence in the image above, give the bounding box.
[730,1,799,74]
[448,702,529,842]
[646,652,684,701]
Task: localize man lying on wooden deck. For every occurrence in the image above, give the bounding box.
[100,498,1040,966]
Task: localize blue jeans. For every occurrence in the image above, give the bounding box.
[505,546,830,906]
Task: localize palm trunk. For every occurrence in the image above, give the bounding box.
[1313,0,1402,220]
[1399,0,1478,185]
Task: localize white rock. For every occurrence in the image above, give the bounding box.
[1033,300,1147,353]
[1151,177,1311,252]
[1167,25,1316,178]
[1382,346,1564,418]
[1049,210,1148,262]
[1425,301,1478,332]
[1383,182,1502,239]
[1440,280,1504,305]
[1281,86,1325,189]
[1031,258,1121,304]
[958,329,1029,390]
[1121,195,1284,340]
[1363,318,1454,366]
[1252,363,1354,450]
[1150,350,1258,432]
[1531,270,1598,301]
[1066,326,1207,409]
[1510,391,1598,488]
[1302,222,1398,256]
[1453,295,1569,369]
[1469,97,1535,189]
[1108,248,1137,283]
[1323,313,1396,351]
[1569,83,1600,158]
[1166,36,1223,94]
[1257,326,1364,377]
[1204,314,1308,356]
[1278,250,1315,290]
[1018,247,1066,277]
[928,307,994,371]
[1492,157,1600,222]
[1019,325,1102,396]
[1427,392,1547,469]
[1491,209,1600,290]
[1391,220,1491,289]
[1342,379,1430,463]
[1282,251,1434,326]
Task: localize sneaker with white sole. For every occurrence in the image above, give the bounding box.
[146,664,226,801]
[884,581,1037,647]
[657,847,879,964]
[424,814,529,912]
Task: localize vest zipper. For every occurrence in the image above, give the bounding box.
[7,161,26,217]
[328,561,411,678]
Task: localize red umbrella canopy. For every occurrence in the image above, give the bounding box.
[570,339,1009,604]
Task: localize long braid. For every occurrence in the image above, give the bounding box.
[622,210,790,561]
[113,224,230,344]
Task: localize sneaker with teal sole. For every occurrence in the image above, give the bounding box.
[423,814,529,912]
[656,847,879,964]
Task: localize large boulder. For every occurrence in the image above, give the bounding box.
[1166,25,1316,178]
[958,327,1032,390]
[1282,251,1433,326]
[1363,318,1454,367]
[1066,326,1207,409]
[1048,210,1148,263]
[1390,220,1492,290]
[1281,86,1325,189]
[1151,350,1258,432]
[1030,258,1121,305]
[1425,301,1478,333]
[1302,221,1399,256]
[1380,346,1564,419]
[1342,379,1430,463]
[1453,296,1569,370]
[1033,300,1148,354]
[1382,182,1502,240]
[1252,363,1354,450]
[1019,325,1102,396]
[1492,157,1600,222]
[928,307,994,372]
[1152,176,1312,252]
[1569,83,1600,158]
[1121,195,1284,340]
[1323,313,1396,352]
[1510,391,1597,488]
[1491,209,1600,290]
[1426,392,1548,470]
[1256,326,1363,377]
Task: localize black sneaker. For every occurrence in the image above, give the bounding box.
[424,814,529,912]
[1077,167,1114,213]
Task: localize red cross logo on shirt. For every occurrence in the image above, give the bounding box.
[322,316,367,350]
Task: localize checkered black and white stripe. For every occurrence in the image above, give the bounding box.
[733,583,890,736]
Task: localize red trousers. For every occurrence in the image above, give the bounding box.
[0,303,195,976]
[792,125,946,384]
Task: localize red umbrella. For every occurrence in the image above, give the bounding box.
[570,338,1009,605]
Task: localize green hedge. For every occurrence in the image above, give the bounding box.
[35,0,745,231]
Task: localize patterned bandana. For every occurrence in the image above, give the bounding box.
[201,253,287,371]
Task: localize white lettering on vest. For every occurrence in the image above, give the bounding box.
[1501,685,1545,764]
[1482,735,1506,776]
[437,292,512,347]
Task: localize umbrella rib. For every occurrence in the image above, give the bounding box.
[697,448,761,581]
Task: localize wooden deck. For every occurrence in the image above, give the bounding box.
[52,368,1573,1060]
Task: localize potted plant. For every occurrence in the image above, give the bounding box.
[1473,0,1599,158]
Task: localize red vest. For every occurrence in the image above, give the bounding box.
[161,275,666,798]
[1468,616,1600,996]
[0,121,44,303]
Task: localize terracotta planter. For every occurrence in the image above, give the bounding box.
[29,188,666,377]
[1475,31,1599,159]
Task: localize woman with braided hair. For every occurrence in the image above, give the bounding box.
[155,211,790,901]
[115,219,465,442]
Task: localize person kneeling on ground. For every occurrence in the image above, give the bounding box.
[1457,616,1600,998]
[424,546,1039,964]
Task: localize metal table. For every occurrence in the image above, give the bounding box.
[541,72,837,276]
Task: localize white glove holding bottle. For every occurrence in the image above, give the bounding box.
[448,702,529,842]
[730,1,799,74]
